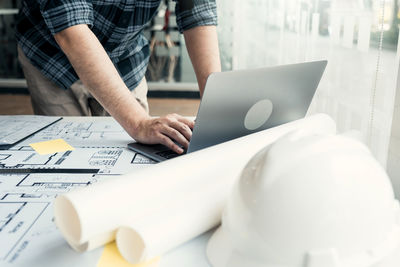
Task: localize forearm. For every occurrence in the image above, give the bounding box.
[54,24,148,132]
[183,25,221,97]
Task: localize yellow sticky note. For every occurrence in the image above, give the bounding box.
[29,139,75,155]
[97,242,160,267]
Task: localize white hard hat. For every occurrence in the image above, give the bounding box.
[207,131,400,267]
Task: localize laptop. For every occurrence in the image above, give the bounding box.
[128,60,327,162]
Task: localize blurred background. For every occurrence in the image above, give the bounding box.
[0,0,399,187]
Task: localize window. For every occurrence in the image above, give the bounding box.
[218,0,400,170]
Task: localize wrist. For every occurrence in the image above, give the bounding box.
[126,112,149,137]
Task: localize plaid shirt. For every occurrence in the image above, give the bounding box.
[16,0,217,90]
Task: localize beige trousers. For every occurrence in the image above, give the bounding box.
[17,46,149,116]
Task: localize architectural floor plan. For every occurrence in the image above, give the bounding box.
[0,116,61,148]
[0,117,155,267]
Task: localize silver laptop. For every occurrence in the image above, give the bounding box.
[128,60,327,162]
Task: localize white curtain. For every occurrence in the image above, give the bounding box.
[217,0,399,187]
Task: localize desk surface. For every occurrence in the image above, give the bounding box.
[0,116,211,267]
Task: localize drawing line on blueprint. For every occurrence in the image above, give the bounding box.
[0,202,49,261]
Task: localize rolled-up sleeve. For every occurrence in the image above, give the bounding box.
[174,0,218,33]
[39,0,93,35]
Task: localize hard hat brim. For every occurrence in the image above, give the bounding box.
[206,226,235,267]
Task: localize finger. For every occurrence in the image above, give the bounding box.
[166,113,195,130]
[176,116,195,130]
[169,120,192,141]
[161,125,190,150]
[157,133,184,154]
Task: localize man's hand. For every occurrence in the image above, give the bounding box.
[132,114,195,154]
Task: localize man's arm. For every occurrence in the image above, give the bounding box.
[184,25,221,97]
[54,24,193,154]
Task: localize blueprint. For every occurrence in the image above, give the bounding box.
[0,146,153,174]
[0,116,61,148]
[0,117,156,267]
[16,118,135,147]
[0,173,113,267]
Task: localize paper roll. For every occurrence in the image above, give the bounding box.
[116,176,229,263]
[63,230,115,253]
[54,114,336,261]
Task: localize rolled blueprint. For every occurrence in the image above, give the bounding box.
[54,114,336,263]
[62,230,116,253]
[116,173,230,263]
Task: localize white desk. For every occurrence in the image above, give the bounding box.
[0,116,212,267]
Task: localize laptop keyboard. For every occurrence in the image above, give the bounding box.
[155,150,181,159]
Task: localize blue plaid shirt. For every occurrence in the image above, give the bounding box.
[16,0,217,90]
